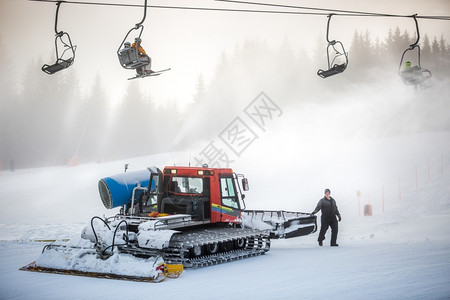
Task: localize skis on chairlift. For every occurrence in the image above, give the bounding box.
[127,68,171,80]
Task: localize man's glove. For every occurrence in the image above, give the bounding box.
[338,215,342,222]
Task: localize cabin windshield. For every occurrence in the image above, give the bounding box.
[169,177,203,194]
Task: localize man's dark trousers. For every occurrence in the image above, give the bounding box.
[318,217,338,245]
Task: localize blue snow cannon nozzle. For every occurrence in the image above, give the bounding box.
[98,169,151,209]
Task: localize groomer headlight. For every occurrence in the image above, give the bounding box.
[164,169,177,174]
[197,170,214,176]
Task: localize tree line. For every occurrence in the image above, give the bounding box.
[1,26,449,170]
[347,27,450,80]
[0,51,182,170]
[179,26,450,147]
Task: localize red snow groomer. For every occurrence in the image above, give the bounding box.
[22,165,316,282]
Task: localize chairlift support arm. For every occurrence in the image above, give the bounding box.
[410,14,420,48]
[135,0,147,28]
[52,1,75,59]
[54,1,63,36]
[118,0,147,50]
[325,13,335,44]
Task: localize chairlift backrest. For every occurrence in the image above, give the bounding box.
[118,46,145,69]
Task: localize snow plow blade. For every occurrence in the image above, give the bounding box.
[20,241,183,283]
[20,261,183,283]
[242,210,317,239]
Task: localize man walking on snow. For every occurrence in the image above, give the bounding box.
[312,188,342,247]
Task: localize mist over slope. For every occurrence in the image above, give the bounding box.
[0,131,449,300]
[174,38,450,151]
[0,130,448,241]
[2,30,449,168]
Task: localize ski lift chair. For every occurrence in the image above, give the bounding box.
[42,2,76,75]
[398,55,432,86]
[42,32,76,74]
[117,0,150,71]
[317,14,348,79]
[398,15,432,87]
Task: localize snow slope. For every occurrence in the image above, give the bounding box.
[0,132,450,299]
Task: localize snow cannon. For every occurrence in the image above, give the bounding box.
[98,169,151,209]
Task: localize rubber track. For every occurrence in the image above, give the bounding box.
[38,228,271,270]
[163,227,270,268]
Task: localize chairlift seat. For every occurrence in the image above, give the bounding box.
[317,63,346,79]
[118,47,148,69]
[42,57,74,75]
[399,66,432,86]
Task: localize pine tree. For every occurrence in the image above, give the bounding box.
[372,35,383,66]
[420,34,432,70]
[57,68,83,165]
[421,34,432,56]
[113,81,154,158]
[385,27,406,64]
[0,37,16,169]
[431,37,440,54]
[438,34,446,55]
[193,74,206,104]
[19,57,60,167]
[77,74,111,162]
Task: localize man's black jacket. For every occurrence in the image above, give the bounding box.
[313,197,341,220]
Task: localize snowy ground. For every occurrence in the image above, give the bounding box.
[1,133,450,299]
[1,234,449,299]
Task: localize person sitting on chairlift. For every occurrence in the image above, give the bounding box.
[399,59,431,87]
[404,61,411,71]
[131,38,153,75]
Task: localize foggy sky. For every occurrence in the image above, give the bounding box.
[0,0,449,107]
